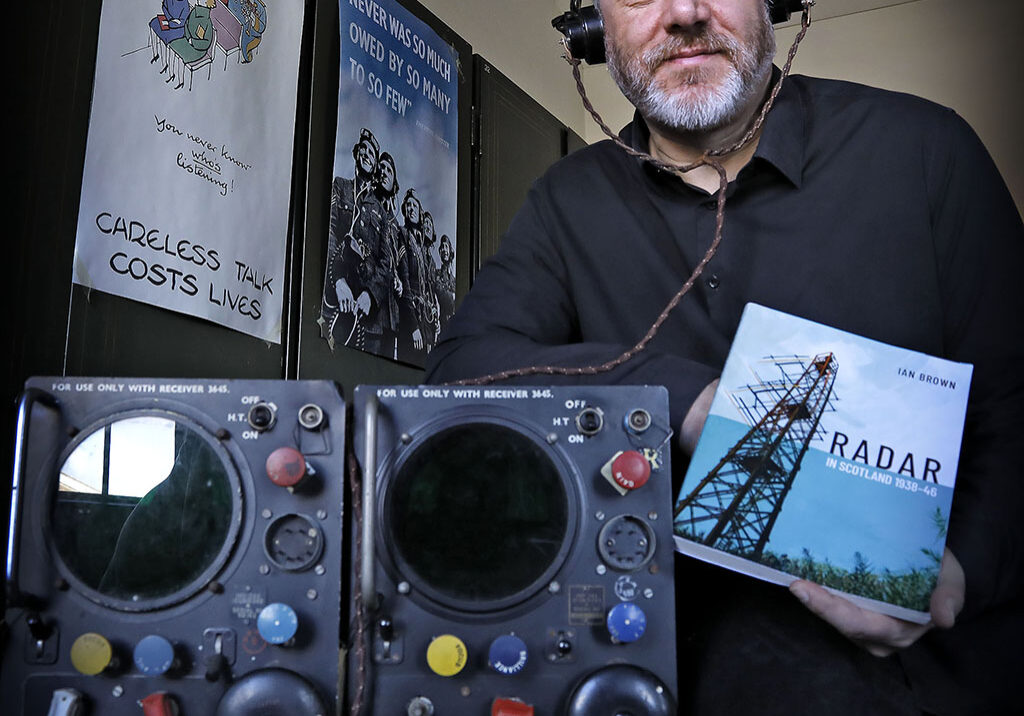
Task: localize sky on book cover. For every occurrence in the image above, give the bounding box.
[676,303,973,574]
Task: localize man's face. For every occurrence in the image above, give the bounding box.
[403,197,421,225]
[602,0,775,133]
[422,214,434,238]
[378,160,395,193]
[355,140,377,175]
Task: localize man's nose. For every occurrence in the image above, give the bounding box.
[660,0,714,32]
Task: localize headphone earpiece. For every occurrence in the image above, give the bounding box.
[768,0,808,24]
[551,1,605,66]
[552,0,808,66]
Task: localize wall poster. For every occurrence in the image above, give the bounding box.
[320,0,459,367]
[72,0,305,344]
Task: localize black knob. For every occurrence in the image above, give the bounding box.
[567,664,675,716]
[557,637,572,656]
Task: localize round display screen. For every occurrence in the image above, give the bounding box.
[51,414,237,608]
[387,422,571,608]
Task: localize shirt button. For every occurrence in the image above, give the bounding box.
[706,274,721,290]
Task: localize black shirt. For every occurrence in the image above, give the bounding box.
[427,72,1023,714]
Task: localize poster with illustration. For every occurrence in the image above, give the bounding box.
[72,0,304,344]
[320,0,459,367]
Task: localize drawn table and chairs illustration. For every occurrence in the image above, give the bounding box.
[148,0,266,90]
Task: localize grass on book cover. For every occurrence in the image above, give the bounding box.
[672,303,972,622]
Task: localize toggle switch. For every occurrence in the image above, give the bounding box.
[247,402,277,431]
[25,612,58,664]
[47,688,84,716]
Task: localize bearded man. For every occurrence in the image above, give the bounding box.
[427,1,1023,713]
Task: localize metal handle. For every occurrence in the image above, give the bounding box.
[7,387,59,607]
[360,393,379,611]
[47,687,85,716]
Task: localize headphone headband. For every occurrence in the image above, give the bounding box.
[552,1,809,66]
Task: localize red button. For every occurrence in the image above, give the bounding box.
[492,698,534,716]
[266,446,307,487]
[611,450,650,491]
[140,692,179,716]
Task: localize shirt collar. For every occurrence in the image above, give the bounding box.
[619,66,806,188]
[754,66,805,188]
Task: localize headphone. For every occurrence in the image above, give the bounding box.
[552,0,809,65]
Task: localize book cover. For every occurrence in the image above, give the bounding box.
[672,303,972,623]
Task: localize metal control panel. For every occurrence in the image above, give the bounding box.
[2,377,346,715]
[350,385,677,716]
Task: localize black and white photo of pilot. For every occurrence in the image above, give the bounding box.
[319,128,454,367]
[320,128,408,357]
[397,189,441,365]
[435,234,456,329]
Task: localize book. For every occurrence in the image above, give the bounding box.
[672,303,972,623]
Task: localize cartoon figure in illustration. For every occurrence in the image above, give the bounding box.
[227,0,268,63]
[148,0,190,82]
[147,0,269,87]
[166,1,216,90]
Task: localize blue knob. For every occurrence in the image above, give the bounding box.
[488,634,529,675]
[257,602,299,645]
[607,602,647,643]
[133,634,175,675]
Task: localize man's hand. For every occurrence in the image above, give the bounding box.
[412,328,423,350]
[789,548,965,656]
[355,291,371,317]
[336,278,356,314]
[679,379,718,455]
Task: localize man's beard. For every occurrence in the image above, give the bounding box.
[606,12,775,133]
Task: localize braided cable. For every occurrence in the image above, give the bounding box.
[451,8,812,387]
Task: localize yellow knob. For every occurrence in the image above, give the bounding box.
[70,632,113,675]
[426,634,467,677]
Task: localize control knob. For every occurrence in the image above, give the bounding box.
[426,634,467,676]
[257,602,299,645]
[134,634,175,675]
[488,634,528,675]
[70,632,114,676]
[492,697,535,716]
[601,450,651,495]
[607,601,647,643]
[140,692,180,716]
[265,446,309,489]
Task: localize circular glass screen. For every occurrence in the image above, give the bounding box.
[387,422,570,606]
[51,414,236,607]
